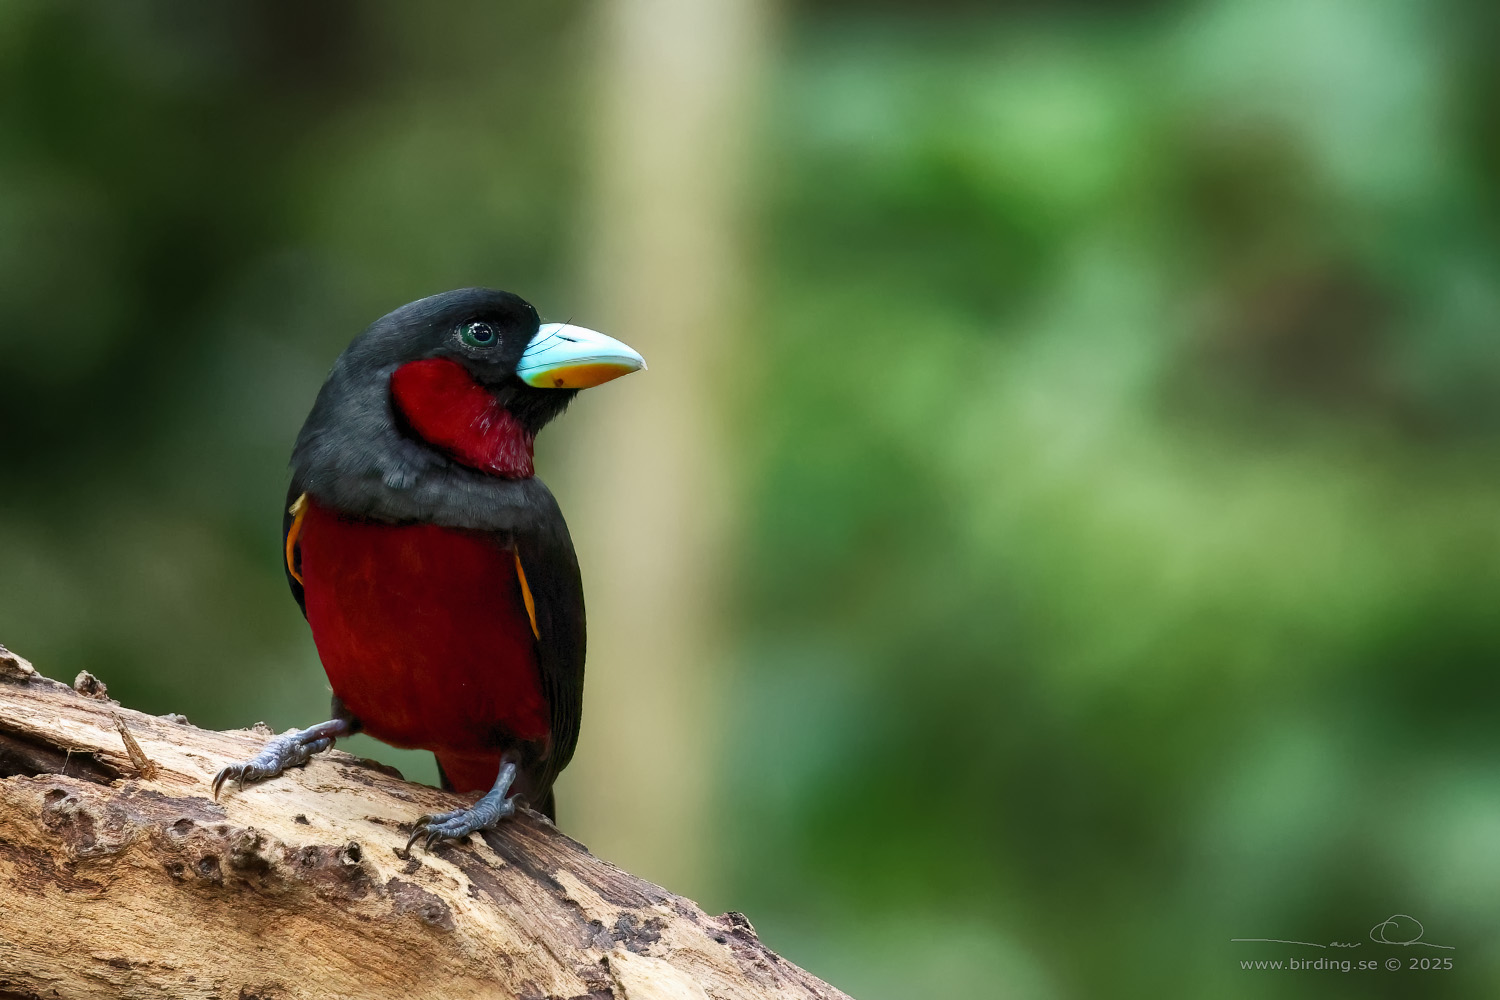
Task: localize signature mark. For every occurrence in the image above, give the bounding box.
[1231,915,1455,951]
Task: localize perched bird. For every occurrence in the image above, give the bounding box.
[212,288,644,848]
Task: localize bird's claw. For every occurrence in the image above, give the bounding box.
[404,797,516,854]
[211,733,313,800]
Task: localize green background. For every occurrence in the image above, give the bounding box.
[2,2,1498,997]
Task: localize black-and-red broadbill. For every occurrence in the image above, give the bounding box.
[212,289,644,849]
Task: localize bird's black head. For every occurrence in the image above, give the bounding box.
[299,288,645,484]
[346,288,556,434]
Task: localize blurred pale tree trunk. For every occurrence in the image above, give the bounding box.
[552,0,771,898]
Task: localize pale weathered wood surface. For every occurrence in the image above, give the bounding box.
[0,645,851,1000]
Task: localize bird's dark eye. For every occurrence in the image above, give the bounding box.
[459,321,498,348]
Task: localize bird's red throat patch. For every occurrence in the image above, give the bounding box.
[390,358,535,478]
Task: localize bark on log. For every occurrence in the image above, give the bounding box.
[0,646,851,1000]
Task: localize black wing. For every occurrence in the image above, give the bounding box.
[512,502,587,804]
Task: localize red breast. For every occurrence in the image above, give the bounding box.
[297,499,550,765]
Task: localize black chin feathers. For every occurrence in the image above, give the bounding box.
[496,382,580,436]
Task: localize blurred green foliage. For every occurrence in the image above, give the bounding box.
[728,2,1500,998]
[2,1,1499,998]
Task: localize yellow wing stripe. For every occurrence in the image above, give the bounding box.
[285,493,308,585]
[515,551,540,640]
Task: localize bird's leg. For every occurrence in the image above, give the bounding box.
[406,754,520,852]
[212,697,358,798]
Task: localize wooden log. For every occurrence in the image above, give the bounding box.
[0,645,851,1000]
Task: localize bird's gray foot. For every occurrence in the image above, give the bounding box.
[212,717,353,798]
[406,760,519,852]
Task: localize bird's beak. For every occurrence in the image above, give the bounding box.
[517,323,646,389]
